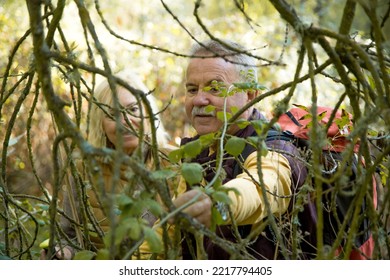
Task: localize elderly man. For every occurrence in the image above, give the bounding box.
[173,40,307,260]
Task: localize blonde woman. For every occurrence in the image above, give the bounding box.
[42,72,175,259]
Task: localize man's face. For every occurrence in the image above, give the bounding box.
[185,57,253,135]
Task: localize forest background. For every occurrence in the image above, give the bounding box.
[0,0,389,260]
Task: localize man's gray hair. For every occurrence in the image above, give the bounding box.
[189,39,258,83]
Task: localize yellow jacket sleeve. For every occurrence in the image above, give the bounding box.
[224,151,292,225]
[176,150,292,225]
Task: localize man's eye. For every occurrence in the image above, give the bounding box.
[186,88,198,95]
[203,86,220,94]
[209,87,220,93]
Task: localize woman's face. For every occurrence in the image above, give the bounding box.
[102,87,145,155]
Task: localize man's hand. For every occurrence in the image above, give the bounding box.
[39,245,74,260]
[173,189,212,228]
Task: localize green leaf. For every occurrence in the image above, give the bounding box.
[114,224,131,245]
[183,139,202,158]
[225,136,246,156]
[317,111,327,121]
[211,206,223,229]
[117,194,133,208]
[230,106,239,115]
[151,169,176,180]
[205,105,216,113]
[127,218,142,240]
[273,122,282,132]
[236,119,250,129]
[335,111,351,129]
[233,82,267,90]
[233,82,249,89]
[260,141,269,157]
[143,199,163,216]
[168,148,183,163]
[217,111,231,122]
[251,119,266,132]
[73,250,96,260]
[131,200,150,216]
[367,129,378,137]
[247,136,259,147]
[293,104,309,112]
[211,191,232,204]
[95,249,110,260]
[181,162,203,186]
[143,227,163,253]
[199,133,217,146]
[212,177,223,189]
[255,84,268,90]
[300,112,312,121]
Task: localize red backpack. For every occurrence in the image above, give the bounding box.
[274,105,377,259]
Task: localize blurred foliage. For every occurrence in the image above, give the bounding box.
[0,0,389,259]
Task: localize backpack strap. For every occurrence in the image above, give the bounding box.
[232,129,295,178]
[285,111,303,127]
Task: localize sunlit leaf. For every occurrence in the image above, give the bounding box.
[217,111,232,121]
[293,104,309,112]
[335,113,351,129]
[317,111,327,121]
[300,113,312,120]
[205,105,216,113]
[230,106,239,115]
[367,129,378,137]
[236,119,250,129]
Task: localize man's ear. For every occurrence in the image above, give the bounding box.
[247,89,258,102]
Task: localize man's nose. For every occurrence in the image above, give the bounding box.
[192,90,210,106]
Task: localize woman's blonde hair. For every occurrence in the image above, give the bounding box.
[88,71,169,150]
